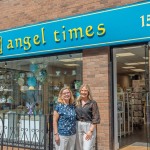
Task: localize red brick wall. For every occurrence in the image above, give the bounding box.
[83,47,111,150]
[0,0,143,31]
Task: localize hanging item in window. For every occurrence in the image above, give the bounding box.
[72,70,76,75]
[74,80,82,89]
[27,76,37,90]
[30,64,39,73]
[18,77,24,86]
[26,102,34,115]
[35,69,47,83]
[56,70,60,76]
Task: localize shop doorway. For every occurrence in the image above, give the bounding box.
[113,44,150,150]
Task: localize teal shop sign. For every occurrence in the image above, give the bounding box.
[0,1,150,60]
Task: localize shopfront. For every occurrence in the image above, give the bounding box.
[0,1,150,150]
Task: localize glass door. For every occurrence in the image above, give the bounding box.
[113,44,150,150]
[145,44,150,150]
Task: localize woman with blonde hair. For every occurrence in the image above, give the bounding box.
[75,84,100,150]
[53,87,76,150]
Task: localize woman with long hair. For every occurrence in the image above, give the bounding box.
[53,87,76,150]
[75,84,100,150]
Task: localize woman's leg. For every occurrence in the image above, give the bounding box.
[55,135,69,150]
[83,132,96,150]
[75,121,84,150]
[82,122,96,150]
[75,132,84,150]
[67,134,76,150]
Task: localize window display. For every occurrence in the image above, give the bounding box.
[0,53,82,115]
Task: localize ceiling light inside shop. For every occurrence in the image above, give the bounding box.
[122,66,135,69]
[143,57,149,60]
[121,46,144,49]
[59,58,82,62]
[131,69,145,72]
[125,62,139,65]
[64,64,80,66]
[138,62,148,64]
[125,62,148,65]
[116,53,135,57]
[114,45,144,50]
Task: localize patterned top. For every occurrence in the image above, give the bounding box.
[54,103,76,136]
[75,100,100,124]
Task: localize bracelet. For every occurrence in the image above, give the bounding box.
[54,133,58,135]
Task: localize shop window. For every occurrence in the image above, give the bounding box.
[0,53,82,115]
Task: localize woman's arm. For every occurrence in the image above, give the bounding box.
[89,124,96,132]
[53,110,60,144]
[85,101,100,140]
[91,101,100,124]
[85,124,96,140]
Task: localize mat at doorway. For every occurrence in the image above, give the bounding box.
[120,142,147,150]
[3,146,30,150]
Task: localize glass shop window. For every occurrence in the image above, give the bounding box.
[0,53,82,115]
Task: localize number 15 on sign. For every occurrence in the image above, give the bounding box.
[140,14,150,27]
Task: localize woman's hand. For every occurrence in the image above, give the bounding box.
[85,131,93,140]
[55,134,60,145]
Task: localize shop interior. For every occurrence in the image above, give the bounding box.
[0,53,82,115]
[114,45,150,149]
